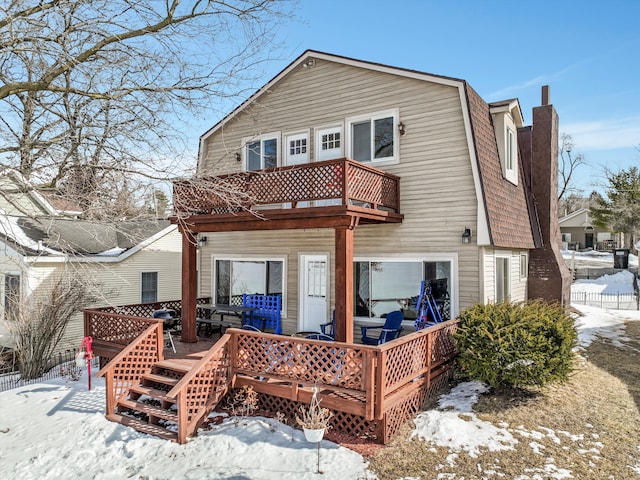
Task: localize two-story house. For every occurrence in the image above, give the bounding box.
[173,50,570,344]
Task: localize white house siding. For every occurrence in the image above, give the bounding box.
[198,59,483,327]
[481,248,528,304]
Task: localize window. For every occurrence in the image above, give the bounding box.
[347,110,398,163]
[354,260,452,320]
[316,126,343,161]
[4,274,20,322]
[244,134,279,171]
[141,272,158,303]
[520,253,528,279]
[506,128,515,172]
[285,132,309,166]
[215,258,284,309]
[495,257,510,302]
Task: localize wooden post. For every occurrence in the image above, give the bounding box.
[334,225,354,343]
[181,230,198,343]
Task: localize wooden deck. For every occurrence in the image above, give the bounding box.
[85,301,458,445]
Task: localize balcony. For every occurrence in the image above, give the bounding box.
[173,158,402,228]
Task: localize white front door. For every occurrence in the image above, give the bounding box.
[300,254,328,332]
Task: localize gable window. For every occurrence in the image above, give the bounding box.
[215,258,284,311]
[285,132,309,166]
[141,272,158,303]
[4,274,20,322]
[244,133,279,171]
[495,257,510,302]
[347,110,398,164]
[354,259,453,321]
[316,126,343,161]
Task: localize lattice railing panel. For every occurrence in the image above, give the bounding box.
[382,335,429,392]
[234,332,364,390]
[431,322,458,362]
[103,324,162,409]
[173,159,400,216]
[180,342,231,428]
[382,383,429,444]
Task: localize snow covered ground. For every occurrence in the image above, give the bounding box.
[1,270,638,479]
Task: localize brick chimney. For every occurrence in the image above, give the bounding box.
[522,86,571,305]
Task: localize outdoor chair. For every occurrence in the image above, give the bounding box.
[305,333,334,341]
[360,310,404,345]
[319,310,336,338]
[241,324,262,332]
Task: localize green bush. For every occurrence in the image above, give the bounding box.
[454,300,577,388]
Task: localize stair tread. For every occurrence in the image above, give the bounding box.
[107,413,177,442]
[118,398,178,421]
[156,358,199,372]
[128,385,176,402]
[142,372,179,386]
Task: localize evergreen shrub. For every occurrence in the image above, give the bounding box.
[454,300,577,388]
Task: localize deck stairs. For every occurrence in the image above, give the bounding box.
[106,353,227,442]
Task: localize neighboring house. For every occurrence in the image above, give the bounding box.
[559,208,616,251]
[0,171,182,352]
[172,50,570,343]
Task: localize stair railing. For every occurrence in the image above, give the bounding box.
[97,321,164,414]
[166,334,232,443]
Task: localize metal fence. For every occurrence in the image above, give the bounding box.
[570,291,639,310]
[0,349,100,393]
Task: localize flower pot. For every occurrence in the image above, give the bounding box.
[303,427,325,443]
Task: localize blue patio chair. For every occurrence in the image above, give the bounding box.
[319,310,336,337]
[305,333,334,341]
[360,310,404,345]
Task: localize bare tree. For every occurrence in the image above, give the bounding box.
[0,0,294,216]
[7,271,98,380]
[558,133,587,201]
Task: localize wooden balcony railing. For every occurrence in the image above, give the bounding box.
[173,158,401,216]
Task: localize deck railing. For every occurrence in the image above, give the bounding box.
[173,158,401,216]
[92,298,458,444]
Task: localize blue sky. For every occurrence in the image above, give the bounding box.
[193,0,640,195]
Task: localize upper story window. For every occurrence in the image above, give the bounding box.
[506,128,515,172]
[244,133,279,171]
[346,109,399,164]
[490,101,522,186]
[4,274,20,322]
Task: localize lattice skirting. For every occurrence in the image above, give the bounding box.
[222,369,454,445]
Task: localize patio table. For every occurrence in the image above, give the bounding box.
[196,304,258,335]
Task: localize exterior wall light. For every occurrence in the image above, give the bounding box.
[398,122,406,136]
[462,227,472,244]
[235,152,241,162]
[198,235,208,248]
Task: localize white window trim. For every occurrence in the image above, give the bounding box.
[353,254,458,323]
[345,108,400,166]
[504,123,518,185]
[241,132,281,171]
[519,253,528,280]
[315,124,344,162]
[211,255,287,318]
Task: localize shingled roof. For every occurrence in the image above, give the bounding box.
[0,216,171,258]
[465,84,536,249]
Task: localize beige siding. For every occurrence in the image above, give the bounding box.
[199,59,483,326]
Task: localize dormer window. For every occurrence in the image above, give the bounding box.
[489,100,523,186]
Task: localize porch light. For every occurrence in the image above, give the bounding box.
[235,152,241,162]
[198,235,208,248]
[398,121,406,136]
[461,227,472,244]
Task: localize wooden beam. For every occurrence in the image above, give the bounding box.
[334,224,355,343]
[180,230,198,343]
